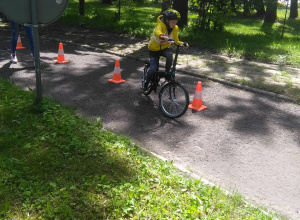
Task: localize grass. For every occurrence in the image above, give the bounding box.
[0,79,282,219]
[59,0,300,67]
[59,0,160,37]
[181,10,300,67]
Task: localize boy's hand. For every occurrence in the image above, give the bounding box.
[160,35,169,41]
[182,42,189,48]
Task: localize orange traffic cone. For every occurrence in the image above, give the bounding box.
[108,59,125,84]
[53,42,69,64]
[188,81,207,111]
[16,35,25,49]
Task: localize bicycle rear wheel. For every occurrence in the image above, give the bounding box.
[159,82,189,118]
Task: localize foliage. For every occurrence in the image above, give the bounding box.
[61,0,160,35]
[59,1,300,68]
[189,0,234,31]
[0,79,281,219]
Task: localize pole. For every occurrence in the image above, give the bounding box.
[118,0,121,20]
[281,0,289,38]
[30,0,42,103]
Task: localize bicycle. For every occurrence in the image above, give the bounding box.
[141,41,189,118]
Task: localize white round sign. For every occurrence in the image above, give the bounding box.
[0,0,69,25]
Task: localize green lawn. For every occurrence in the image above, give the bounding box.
[59,0,300,67]
[0,79,281,219]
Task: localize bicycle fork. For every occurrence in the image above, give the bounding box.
[168,83,176,101]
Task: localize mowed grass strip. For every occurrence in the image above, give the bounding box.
[0,79,281,219]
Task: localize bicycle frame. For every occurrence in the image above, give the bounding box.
[152,42,181,91]
[170,42,180,77]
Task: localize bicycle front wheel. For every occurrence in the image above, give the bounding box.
[141,63,154,96]
[143,80,154,96]
[159,82,189,118]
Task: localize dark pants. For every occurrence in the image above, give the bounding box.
[9,20,34,56]
[144,48,173,87]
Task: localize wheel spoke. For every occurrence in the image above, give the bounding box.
[161,92,171,100]
[159,82,189,118]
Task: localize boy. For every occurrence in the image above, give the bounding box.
[143,9,189,91]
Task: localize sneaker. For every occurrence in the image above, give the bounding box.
[10,55,18,63]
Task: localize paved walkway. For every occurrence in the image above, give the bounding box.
[1,23,300,219]
[43,23,300,103]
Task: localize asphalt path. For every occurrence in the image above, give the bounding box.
[1,31,300,219]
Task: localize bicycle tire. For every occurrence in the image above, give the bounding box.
[159,82,189,118]
[143,80,154,96]
[141,64,152,96]
[141,64,148,88]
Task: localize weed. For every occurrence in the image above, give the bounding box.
[273,73,281,82]
[255,65,264,72]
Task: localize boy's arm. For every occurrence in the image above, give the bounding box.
[172,27,184,45]
[153,23,166,40]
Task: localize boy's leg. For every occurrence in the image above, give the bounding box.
[144,51,159,90]
[161,48,173,73]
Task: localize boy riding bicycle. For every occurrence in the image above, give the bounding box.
[143,9,189,91]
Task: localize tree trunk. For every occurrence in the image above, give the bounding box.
[173,0,188,27]
[254,0,265,16]
[161,0,173,14]
[102,0,113,4]
[230,0,236,12]
[243,0,250,15]
[79,0,85,16]
[264,0,277,23]
[289,0,298,18]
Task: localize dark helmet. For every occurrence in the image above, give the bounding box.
[163,9,181,21]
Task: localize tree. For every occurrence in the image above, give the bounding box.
[253,0,265,16]
[243,0,250,15]
[289,0,298,18]
[102,0,113,4]
[161,0,172,14]
[173,0,188,26]
[264,0,277,23]
[79,0,85,16]
[230,0,236,12]
[191,0,231,31]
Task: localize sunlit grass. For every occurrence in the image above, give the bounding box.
[60,0,159,35]
[58,0,300,67]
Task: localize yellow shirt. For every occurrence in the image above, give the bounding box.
[148,15,183,51]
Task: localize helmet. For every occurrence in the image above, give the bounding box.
[163,9,181,21]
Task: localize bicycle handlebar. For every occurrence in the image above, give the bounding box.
[168,39,188,47]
